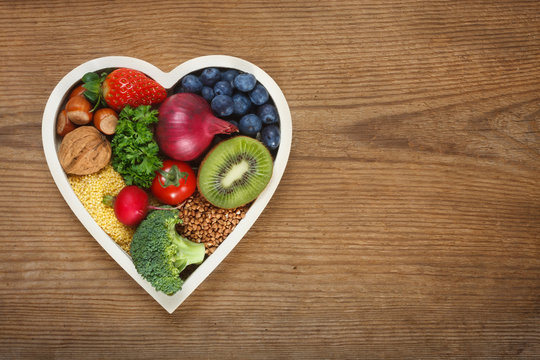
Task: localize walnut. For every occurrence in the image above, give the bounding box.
[58,126,111,175]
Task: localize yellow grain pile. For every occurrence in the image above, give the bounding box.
[68,164,135,252]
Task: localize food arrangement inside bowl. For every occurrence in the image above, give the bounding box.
[54,65,281,296]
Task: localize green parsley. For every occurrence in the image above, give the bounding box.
[111,105,162,188]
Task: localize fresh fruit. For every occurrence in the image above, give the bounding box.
[83,68,167,112]
[181,74,203,93]
[56,109,77,137]
[197,136,273,209]
[151,160,196,205]
[179,70,277,144]
[232,93,251,116]
[93,108,118,135]
[199,67,221,86]
[65,96,93,125]
[257,103,279,124]
[201,86,214,101]
[238,114,262,137]
[222,69,239,85]
[211,94,234,117]
[156,93,238,162]
[261,125,280,151]
[213,80,233,96]
[249,84,269,105]
[233,73,256,92]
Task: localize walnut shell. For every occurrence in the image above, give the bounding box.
[58,126,111,175]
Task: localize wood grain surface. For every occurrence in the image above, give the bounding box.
[0,0,539,358]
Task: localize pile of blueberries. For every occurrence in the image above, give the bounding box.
[176,67,280,152]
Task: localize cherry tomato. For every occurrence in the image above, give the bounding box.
[151,160,196,205]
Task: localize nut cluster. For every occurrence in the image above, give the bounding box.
[178,192,248,255]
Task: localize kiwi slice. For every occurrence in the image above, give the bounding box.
[197,136,273,209]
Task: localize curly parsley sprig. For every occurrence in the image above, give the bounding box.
[111,105,162,188]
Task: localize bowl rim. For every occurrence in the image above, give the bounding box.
[41,55,292,313]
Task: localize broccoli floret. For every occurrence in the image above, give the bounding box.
[130,209,205,295]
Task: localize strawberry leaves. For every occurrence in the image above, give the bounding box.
[81,68,167,113]
[82,71,109,111]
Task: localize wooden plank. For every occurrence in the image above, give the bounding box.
[0,0,538,358]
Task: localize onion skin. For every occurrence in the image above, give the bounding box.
[156,93,238,161]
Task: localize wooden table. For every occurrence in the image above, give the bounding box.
[1,1,538,358]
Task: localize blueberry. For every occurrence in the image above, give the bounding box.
[238,114,262,137]
[249,84,269,105]
[211,95,234,117]
[181,74,203,93]
[257,103,279,124]
[201,86,214,102]
[232,93,251,116]
[233,73,257,92]
[200,67,221,86]
[214,80,233,96]
[222,69,239,85]
[261,125,280,150]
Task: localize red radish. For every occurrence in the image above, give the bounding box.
[103,185,187,227]
[105,185,149,226]
[155,93,238,161]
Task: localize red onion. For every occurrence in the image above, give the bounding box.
[155,93,238,161]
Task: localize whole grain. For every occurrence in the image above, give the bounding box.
[177,192,248,255]
[68,164,135,252]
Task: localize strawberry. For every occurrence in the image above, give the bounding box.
[82,68,167,112]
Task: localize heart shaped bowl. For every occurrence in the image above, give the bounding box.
[42,55,292,313]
